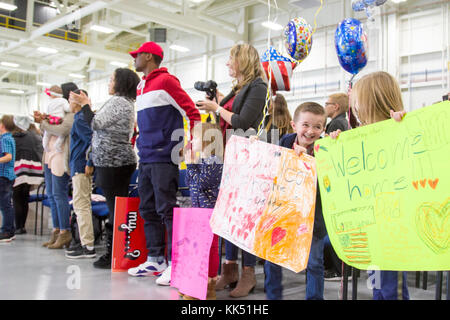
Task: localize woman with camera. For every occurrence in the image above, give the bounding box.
[196,43,267,298]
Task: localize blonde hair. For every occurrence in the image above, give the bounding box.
[193,122,224,160]
[230,44,266,93]
[329,93,349,115]
[351,71,404,125]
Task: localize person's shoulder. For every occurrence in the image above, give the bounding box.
[280,133,296,147]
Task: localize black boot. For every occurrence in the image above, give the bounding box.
[93,230,112,269]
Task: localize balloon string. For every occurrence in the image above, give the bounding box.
[347,74,356,129]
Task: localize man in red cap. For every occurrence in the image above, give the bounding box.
[127,42,200,286]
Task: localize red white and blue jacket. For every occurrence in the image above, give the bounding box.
[136,68,201,163]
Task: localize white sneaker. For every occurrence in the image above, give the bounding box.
[128,260,167,277]
[155,266,171,286]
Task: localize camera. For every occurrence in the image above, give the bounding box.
[194,80,218,101]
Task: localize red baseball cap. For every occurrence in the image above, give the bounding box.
[129,41,164,59]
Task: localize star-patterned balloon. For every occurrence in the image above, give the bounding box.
[283,17,313,62]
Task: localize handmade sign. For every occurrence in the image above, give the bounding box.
[315,101,450,271]
[210,136,317,272]
[171,208,214,300]
[112,197,149,272]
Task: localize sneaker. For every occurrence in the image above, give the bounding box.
[15,228,26,235]
[93,252,111,269]
[66,246,96,259]
[0,232,15,242]
[65,241,82,254]
[156,265,171,286]
[324,270,342,281]
[128,260,167,277]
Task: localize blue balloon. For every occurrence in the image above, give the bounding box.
[335,18,368,75]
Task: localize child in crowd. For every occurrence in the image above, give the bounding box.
[264,102,328,300]
[325,93,350,133]
[181,122,223,300]
[0,115,17,242]
[65,89,96,259]
[43,85,71,152]
[329,71,408,300]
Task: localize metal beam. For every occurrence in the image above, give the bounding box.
[110,2,244,42]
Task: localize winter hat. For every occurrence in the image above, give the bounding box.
[13,115,31,131]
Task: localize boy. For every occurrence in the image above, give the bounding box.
[127,42,201,285]
[65,89,96,259]
[0,115,17,242]
[264,102,327,300]
[325,93,349,133]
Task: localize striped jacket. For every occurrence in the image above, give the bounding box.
[136,67,201,163]
[12,131,43,187]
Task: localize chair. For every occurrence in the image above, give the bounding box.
[128,169,139,197]
[178,169,190,197]
[29,182,47,235]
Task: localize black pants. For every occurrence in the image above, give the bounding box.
[138,162,179,261]
[95,164,136,240]
[13,183,31,230]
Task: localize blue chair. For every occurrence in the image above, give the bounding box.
[128,169,139,197]
[28,182,47,235]
[178,169,190,197]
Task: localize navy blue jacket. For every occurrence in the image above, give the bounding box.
[70,110,93,177]
[280,133,326,239]
[185,156,223,208]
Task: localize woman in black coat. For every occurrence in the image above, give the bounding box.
[196,43,268,298]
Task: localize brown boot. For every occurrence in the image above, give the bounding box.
[42,229,60,247]
[229,266,256,298]
[206,278,217,300]
[48,231,72,249]
[216,263,239,291]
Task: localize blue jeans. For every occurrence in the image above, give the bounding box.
[138,163,178,262]
[225,240,256,267]
[369,270,410,300]
[0,177,15,234]
[264,235,325,300]
[44,165,70,231]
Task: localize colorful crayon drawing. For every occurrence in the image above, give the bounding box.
[210,136,317,273]
[315,101,450,271]
[171,208,214,300]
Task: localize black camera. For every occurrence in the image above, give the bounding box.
[194,80,218,101]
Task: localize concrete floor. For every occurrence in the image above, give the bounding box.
[0,233,445,300]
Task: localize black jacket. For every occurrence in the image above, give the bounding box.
[280,133,326,239]
[326,113,349,134]
[230,77,267,131]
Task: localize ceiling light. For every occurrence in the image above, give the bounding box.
[10,90,24,94]
[90,24,114,34]
[0,2,17,11]
[36,82,51,87]
[69,73,86,79]
[169,44,190,53]
[110,61,128,68]
[1,61,19,68]
[391,0,407,3]
[37,47,58,54]
[262,21,283,31]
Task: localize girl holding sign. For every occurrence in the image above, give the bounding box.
[329,71,409,300]
[182,122,224,300]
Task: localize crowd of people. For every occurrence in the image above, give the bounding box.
[0,41,446,300]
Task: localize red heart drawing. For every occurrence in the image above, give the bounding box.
[412,181,419,190]
[428,178,439,190]
[420,179,427,188]
[271,227,287,247]
[314,144,320,152]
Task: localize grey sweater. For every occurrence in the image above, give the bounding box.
[89,96,137,168]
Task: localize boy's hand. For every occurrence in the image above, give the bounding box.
[249,135,259,143]
[390,110,406,122]
[85,166,94,177]
[293,142,307,156]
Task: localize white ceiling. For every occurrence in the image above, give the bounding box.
[0,0,443,96]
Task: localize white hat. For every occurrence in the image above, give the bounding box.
[14,115,31,131]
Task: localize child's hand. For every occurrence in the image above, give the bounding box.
[390,110,406,122]
[85,166,94,177]
[293,142,307,156]
[249,135,259,143]
[329,129,342,140]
